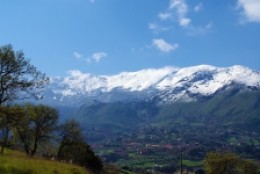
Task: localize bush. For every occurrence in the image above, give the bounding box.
[204,152,258,174]
[58,140,103,172]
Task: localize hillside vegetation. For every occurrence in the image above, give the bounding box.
[0,150,89,174]
[75,89,260,131]
[0,45,114,174]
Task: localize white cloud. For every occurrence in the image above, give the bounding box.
[205,22,213,29]
[149,23,169,32]
[73,51,82,59]
[86,58,92,64]
[153,39,179,53]
[158,12,172,20]
[91,52,107,62]
[169,0,191,27]
[238,0,260,22]
[179,18,191,27]
[170,0,187,12]
[187,22,213,35]
[194,2,203,12]
[73,51,107,64]
[150,0,212,37]
[149,23,157,30]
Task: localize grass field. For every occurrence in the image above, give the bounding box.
[0,149,89,174]
[182,160,204,167]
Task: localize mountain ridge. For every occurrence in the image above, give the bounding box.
[43,65,260,106]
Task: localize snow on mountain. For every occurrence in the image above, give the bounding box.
[45,65,260,105]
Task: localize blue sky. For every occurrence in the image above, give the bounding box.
[0,0,260,77]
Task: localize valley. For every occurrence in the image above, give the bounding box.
[89,121,260,173]
[41,65,260,173]
[68,89,260,173]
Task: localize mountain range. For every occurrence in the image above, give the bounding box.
[38,65,260,133]
[44,65,260,106]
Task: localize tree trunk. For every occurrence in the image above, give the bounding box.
[30,139,38,157]
[0,127,10,154]
[18,130,31,156]
[57,136,67,159]
[57,142,65,159]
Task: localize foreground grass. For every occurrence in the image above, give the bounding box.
[0,149,89,174]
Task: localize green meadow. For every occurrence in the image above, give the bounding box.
[0,150,89,174]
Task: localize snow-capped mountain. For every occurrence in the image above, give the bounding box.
[44,65,260,106]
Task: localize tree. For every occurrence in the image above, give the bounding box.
[0,44,48,154]
[204,152,258,174]
[57,119,82,159]
[0,105,23,153]
[0,44,48,105]
[16,104,58,157]
[57,119,103,172]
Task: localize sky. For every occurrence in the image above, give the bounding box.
[0,0,260,77]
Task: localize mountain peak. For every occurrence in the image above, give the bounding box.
[45,65,260,105]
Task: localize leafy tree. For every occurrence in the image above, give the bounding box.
[0,105,23,153]
[57,119,103,171]
[16,104,58,157]
[204,152,258,174]
[0,44,48,154]
[0,44,48,105]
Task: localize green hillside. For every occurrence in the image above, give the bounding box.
[153,89,260,129]
[75,101,157,129]
[74,89,260,131]
[0,150,89,174]
[0,149,133,174]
